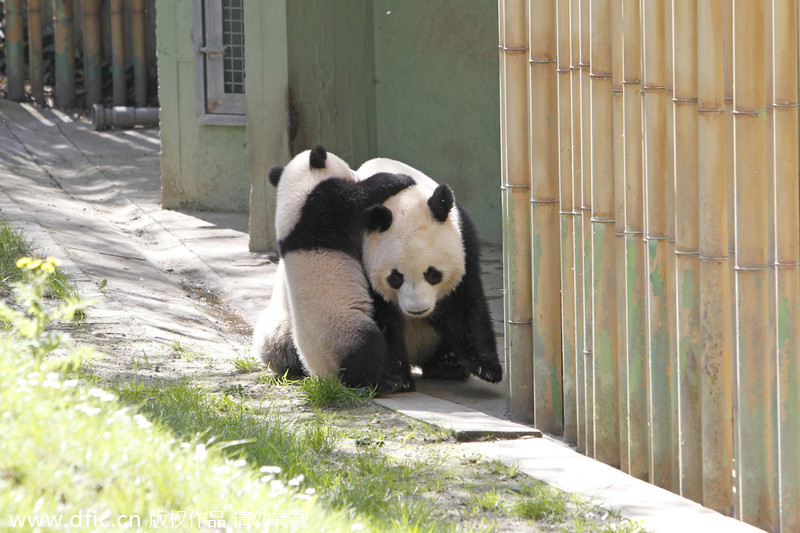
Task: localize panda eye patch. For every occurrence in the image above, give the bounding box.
[424,266,443,285]
[387,269,404,289]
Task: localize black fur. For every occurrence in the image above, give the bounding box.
[269,166,284,187]
[337,322,386,388]
[279,173,414,258]
[309,145,327,169]
[362,204,393,233]
[428,184,455,222]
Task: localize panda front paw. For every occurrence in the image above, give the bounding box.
[375,373,416,396]
[469,358,503,384]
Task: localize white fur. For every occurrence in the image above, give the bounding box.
[356,158,465,319]
[274,149,357,241]
[403,317,442,365]
[252,261,293,363]
[283,250,374,378]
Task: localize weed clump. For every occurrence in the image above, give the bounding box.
[299,376,375,409]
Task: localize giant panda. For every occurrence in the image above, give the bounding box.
[253,146,414,391]
[357,158,503,389]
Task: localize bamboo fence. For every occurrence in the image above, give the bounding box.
[499,1,800,530]
[1,0,153,107]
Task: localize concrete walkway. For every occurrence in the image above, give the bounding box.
[0,101,761,532]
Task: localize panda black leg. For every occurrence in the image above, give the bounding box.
[338,324,387,391]
[372,293,415,393]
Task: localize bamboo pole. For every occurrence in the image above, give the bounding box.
[529,0,563,436]
[54,0,76,108]
[732,1,775,528]
[132,0,148,107]
[611,0,627,475]
[4,0,25,101]
[557,0,578,446]
[672,0,702,504]
[81,0,103,106]
[570,0,586,453]
[579,0,594,458]
[500,0,535,424]
[589,0,619,468]
[642,0,676,492]
[27,0,45,104]
[771,1,800,529]
[663,0,680,494]
[111,0,127,106]
[697,0,734,516]
[622,0,648,482]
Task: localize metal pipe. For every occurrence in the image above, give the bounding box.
[54,0,76,108]
[557,0,578,447]
[110,0,127,106]
[81,0,102,106]
[4,0,25,101]
[131,0,147,107]
[92,105,159,130]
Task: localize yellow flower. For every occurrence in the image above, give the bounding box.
[16,257,32,268]
[26,259,43,270]
[45,256,62,267]
[40,263,55,274]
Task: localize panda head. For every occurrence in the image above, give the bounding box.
[271,146,357,240]
[362,182,466,318]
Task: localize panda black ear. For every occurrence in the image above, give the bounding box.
[428,184,454,222]
[362,204,393,233]
[309,145,327,169]
[269,166,284,187]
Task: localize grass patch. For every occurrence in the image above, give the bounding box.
[0,216,80,304]
[511,481,568,521]
[0,261,361,532]
[231,355,260,373]
[169,340,203,360]
[109,378,459,532]
[299,376,375,409]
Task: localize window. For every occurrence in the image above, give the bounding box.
[195,0,246,125]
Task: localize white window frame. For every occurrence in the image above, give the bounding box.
[194,0,246,126]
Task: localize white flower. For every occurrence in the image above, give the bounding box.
[260,465,282,474]
[194,443,207,462]
[133,414,153,430]
[88,388,116,402]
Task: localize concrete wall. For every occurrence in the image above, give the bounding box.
[157,0,250,213]
[372,0,501,244]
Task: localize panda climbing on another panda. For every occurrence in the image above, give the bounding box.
[357,158,504,390]
[252,146,414,392]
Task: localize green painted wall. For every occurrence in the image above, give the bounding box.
[157,0,249,213]
[245,1,290,252]
[285,0,377,166]
[284,0,501,244]
[372,0,501,243]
